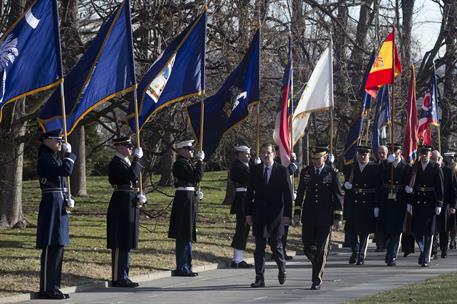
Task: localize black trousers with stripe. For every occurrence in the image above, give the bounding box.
[303,225,331,285]
[40,246,64,292]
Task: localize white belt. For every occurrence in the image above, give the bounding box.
[235,187,247,192]
[176,187,195,191]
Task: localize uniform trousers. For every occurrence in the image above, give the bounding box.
[384,233,401,263]
[40,246,64,292]
[176,239,193,273]
[349,233,369,262]
[231,212,250,250]
[111,248,130,282]
[302,225,331,285]
[416,235,433,264]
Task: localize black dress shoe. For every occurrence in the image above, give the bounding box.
[441,252,447,259]
[172,270,198,277]
[349,253,357,264]
[311,283,321,290]
[387,260,396,266]
[421,262,429,267]
[285,255,293,261]
[111,280,139,287]
[450,240,456,250]
[55,289,70,299]
[250,279,265,288]
[237,260,253,268]
[37,290,66,300]
[230,261,238,268]
[278,271,287,285]
[356,259,364,265]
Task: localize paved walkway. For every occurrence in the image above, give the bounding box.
[16,246,457,304]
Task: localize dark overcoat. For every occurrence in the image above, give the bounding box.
[229,159,249,215]
[436,165,457,233]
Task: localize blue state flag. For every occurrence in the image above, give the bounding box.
[187,29,260,160]
[0,0,61,122]
[128,11,207,132]
[343,51,375,164]
[38,0,136,134]
[371,85,390,156]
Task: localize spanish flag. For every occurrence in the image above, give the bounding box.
[365,30,402,97]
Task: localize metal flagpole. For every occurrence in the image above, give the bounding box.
[390,25,396,191]
[329,39,334,154]
[288,29,295,189]
[255,7,262,159]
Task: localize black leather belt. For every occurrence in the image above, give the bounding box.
[113,184,137,192]
[353,188,376,194]
[41,187,67,193]
[417,187,435,192]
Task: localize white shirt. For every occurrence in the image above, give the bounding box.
[314,163,325,174]
[358,161,368,172]
[421,160,429,171]
[263,164,273,183]
[116,152,131,166]
[393,158,401,168]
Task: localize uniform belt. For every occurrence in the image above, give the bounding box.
[235,187,247,192]
[41,187,68,193]
[176,187,195,191]
[353,188,375,194]
[113,184,137,192]
[417,187,435,192]
[384,185,403,190]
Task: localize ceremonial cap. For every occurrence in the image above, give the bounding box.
[235,145,250,153]
[418,144,433,153]
[41,129,64,142]
[175,140,195,149]
[357,145,372,153]
[113,136,133,147]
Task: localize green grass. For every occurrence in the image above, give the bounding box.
[348,272,457,304]
[0,171,304,297]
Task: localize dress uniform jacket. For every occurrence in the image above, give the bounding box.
[229,159,249,215]
[36,145,77,248]
[168,156,204,242]
[380,160,411,234]
[295,165,343,228]
[409,162,444,236]
[107,155,144,249]
[245,162,293,238]
[344,162,382,234]
[437,166,457,233]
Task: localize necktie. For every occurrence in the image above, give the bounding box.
[264,167,269,184]
[315,168,319,175]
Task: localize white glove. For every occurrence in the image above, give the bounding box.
[290,152,297,162]
[407,204,413,213]
[133,147,143,158]
[328,153,335,163]
[254,157,261,165]
[374,207,379,218]
[196,190,204,200]
[293,190,297,201]
[387,154,396,163]
[344,181,352,190]
[405,185,413,194]
[66,197,75,208]
[137,193,147,204]
[435,206,442,215]
[195,150,205,161]
[62,143,72,153]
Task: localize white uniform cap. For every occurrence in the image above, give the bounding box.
[175,140,195,149]
[235,145,250,153]
[443,152,455,157]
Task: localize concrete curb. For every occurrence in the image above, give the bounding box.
[0,251,298,304]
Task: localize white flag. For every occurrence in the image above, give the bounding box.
[292,47,333,145]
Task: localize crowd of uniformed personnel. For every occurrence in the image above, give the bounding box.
[34,128,457,298]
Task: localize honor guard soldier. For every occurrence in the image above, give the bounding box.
[431,150,457,258]
[169,140,205,277]
[405,145,444,267]
[343,145,382,265]
[443,152,457,250]
[380,144,410,266]
[294,145,343,290]
[229,145,253,268]
[245,143,292,288]
[36,129,76,299]
[374,145,388,252]
[107,137,145,287]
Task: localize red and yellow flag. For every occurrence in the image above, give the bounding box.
[365,30,402,97]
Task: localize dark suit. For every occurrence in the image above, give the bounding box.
[245,162,293,281]
[229,159,250,250]
[36,145,76,294]
[107,154,144,283]
[295,164,343,286]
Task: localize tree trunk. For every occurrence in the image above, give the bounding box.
[69,126,88,196]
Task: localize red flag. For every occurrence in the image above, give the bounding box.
[365,30,402,97]
[403,65,418,164]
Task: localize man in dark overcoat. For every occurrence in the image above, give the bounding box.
[107,137,145,287]
[245,143,293,288]
[294,145,343,290]
[168,140,205,276]
[379,144,410,266]
[229,145,253,268]
[343,146,382,265]
[36,129,76,299]
[443,152,457,250]
[405,145,443,267]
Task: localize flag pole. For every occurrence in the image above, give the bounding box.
[53,0,72,202]
[256,7,262,158]
[390,26,396,189]
[288,29,295,189]
[329,39,334,154]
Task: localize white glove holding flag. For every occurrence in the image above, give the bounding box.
[328,153,335,163]
[387,154,396,163]
[435,206,442,215]
[405,185,413,194]
[290,153,297,162]
[344,181,352,190]
[66,197,75,208]
[133,147,143,159]
[62,143,72,153]
[293,190,297,201]
[407,204,413,214]
[374,207,379,218]
[137,193,147,204]
[195,150,205,162]
[254,157,261,165]
[196,190,204,200]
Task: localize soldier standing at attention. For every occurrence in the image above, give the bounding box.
[294,145,343,290]
[229,145,253,268]
[443,152,457,250]
[405,145,443,267]
[36,129,76,300]
[343,146,382,265]
[169,140,205,277]
[107,137,145,287]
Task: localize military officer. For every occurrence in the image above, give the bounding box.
[431,150,457,258]
[107,137,145,287]
[169,140,205,276]
[374,145,388,252]
[36,129,76,300]
[343,146,382,265]
[294,145,343,290]
[443,152,457,250]
[405,145,443,267]
[229,145,253,268]
[380,144,410,266]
